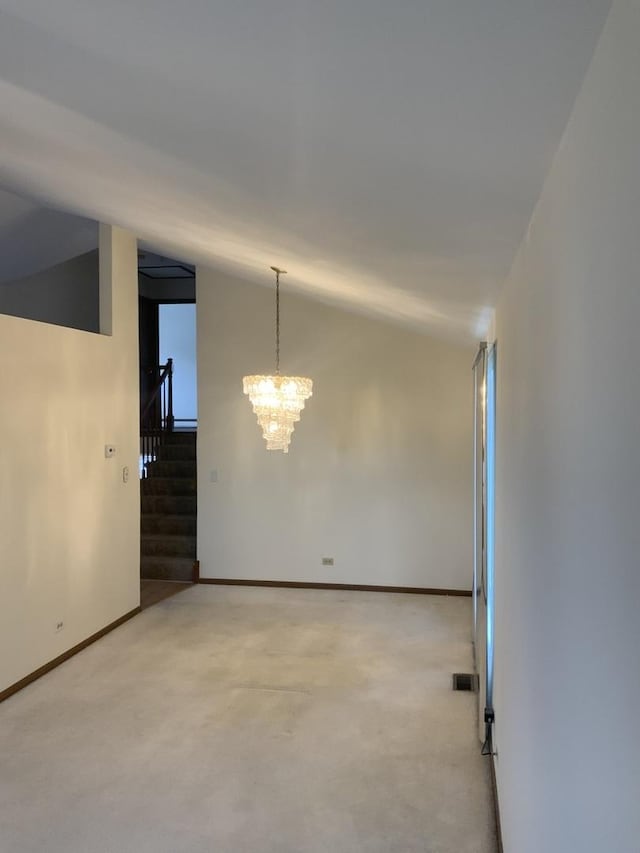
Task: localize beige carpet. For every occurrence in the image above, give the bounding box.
[0,585,496,852]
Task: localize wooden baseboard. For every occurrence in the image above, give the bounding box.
[0,606,141,704]
[198,578,472,596]
[489,753,504,853]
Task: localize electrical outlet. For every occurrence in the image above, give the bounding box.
[55,621,64,633]
[322,557,334,566]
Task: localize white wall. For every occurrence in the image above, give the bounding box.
[159,303,197,424]
[0,225,140,693]
[0,249,99,332]
[197,268,473,589]
[493,2,640,850]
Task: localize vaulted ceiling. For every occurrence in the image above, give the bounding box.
[0,0,611,338]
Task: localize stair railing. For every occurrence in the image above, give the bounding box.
[140,358,174,478]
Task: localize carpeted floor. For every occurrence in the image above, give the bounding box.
[0,585,496,853]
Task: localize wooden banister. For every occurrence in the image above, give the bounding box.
[140,359,174,478]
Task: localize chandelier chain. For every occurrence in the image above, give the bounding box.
[275,268,280,374]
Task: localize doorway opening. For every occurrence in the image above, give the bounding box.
[138,251,198,606]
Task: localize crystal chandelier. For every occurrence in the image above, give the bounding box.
[243,267,313,453]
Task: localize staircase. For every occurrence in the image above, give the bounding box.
[140,431,197,581]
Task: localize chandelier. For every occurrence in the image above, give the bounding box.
[243,267,313,453]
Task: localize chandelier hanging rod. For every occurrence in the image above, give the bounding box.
[270,266,286,375]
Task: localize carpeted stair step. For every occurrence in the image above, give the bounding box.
[141,556,196,582]
[141,534,196,558]
[141,495,196,515]
[139,430,197,582]
[157,444,196,462]
[141,477,196,496]
[163,431,197,446]
[146,460,196,479]
[141,514,197,536]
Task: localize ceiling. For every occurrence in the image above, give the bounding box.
[0,0,611,339]
[0,188,97,285]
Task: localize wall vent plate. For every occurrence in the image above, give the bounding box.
[452,673,478,692]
